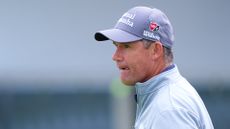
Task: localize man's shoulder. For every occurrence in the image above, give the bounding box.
[151,77,200,113]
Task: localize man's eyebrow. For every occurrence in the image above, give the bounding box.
[113,42,117,46]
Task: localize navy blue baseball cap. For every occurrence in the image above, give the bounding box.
[94,6,174,48]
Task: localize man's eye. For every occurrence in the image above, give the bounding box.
[124,45,130,48]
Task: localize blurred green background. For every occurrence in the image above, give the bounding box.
[0,0,229,129]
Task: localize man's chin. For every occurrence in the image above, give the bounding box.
[121,79,136,86]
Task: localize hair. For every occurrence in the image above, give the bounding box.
[142,39,174,64]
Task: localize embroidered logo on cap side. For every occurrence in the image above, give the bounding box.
[149,22,159,31]
[143,21,160,40]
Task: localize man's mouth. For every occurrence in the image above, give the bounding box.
[118,66,130,71]
[120,67,129,70]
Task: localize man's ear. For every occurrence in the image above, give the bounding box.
[151,41,164,60]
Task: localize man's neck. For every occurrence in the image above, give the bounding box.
[153,60,171,76]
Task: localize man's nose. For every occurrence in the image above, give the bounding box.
[112,48,123,62]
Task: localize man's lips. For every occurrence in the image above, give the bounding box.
[117,65,130,71]
[120,67,130,70]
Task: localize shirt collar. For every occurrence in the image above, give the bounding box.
[135,64,179,95]
[162,64,175,73]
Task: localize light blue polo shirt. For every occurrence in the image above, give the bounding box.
[134,65,214,129]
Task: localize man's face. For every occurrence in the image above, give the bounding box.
[112,40,155,86]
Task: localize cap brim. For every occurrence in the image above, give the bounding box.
[94,28,141,43]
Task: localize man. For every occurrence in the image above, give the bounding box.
[94,6,214,129]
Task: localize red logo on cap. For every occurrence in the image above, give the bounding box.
[149,22,159,31]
